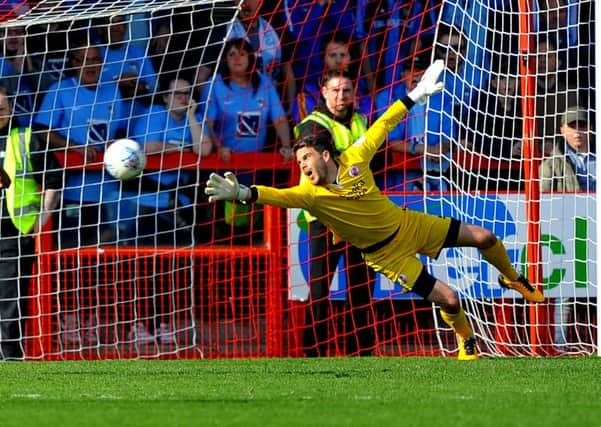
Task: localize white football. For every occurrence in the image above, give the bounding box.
[104,138,146,180]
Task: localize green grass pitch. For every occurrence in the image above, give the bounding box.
[1,357,600,427]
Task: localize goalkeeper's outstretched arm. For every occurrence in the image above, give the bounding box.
[205,171,251,203]
[205,172,308,211]
[347,59,446,156]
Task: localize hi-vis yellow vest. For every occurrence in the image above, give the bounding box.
[293,111,367,152]
[294,111,368,222]
[3,128,41,234]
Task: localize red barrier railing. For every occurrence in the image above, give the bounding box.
[53,149,517,174]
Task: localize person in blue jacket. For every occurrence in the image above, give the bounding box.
[96,14,158,128]
[130,74,212,246]
[34,44,128,248]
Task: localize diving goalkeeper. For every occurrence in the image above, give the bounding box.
[205,60,544,360]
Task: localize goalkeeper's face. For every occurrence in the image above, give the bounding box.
[296,146,332,186]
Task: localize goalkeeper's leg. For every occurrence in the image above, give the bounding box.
[454,223,544,303]
[413,269,478,361]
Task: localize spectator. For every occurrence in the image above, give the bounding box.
[540,106,595,192]
[0,25,35,127]
[96,14,158,125]
[27,22,71,98]
[291,31,372,124]
[463,58,523,191]
[535,34,580,157]
[0,86,62,360]
[439,0,491,85]
[428,23,487,191]
[535,0,580,75]
[536,0,594,106]
[486,0,519,57]
[139,76,212,156]
[294,69,377,356]
[436,23,486,122]
[539,105,594,352]
[575,0,594,105]
[228,0,296,111]
[128,11,152,51]
[131,75,212,246]
[147,18,177,75]
[0,0,30,20]
[203,38,292,242]
[128,74,212,341]
[272,0,370,92]
[165,5,234,97]
[489,10,576,165]
[373,57,433,191]
[34,44,128,248]
[357,0,424,91]
[204,38,292,165]
[0,166,9,189]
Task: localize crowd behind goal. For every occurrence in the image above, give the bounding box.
[0,0,596,359]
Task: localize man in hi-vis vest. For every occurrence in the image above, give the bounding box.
[294,69,377,357]
[0,166,9,189]
[0,87,62,360]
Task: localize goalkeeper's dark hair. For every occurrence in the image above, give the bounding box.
[293,134,340,158]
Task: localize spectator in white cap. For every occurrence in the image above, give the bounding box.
[540,105,595,192]
[540,104,595,352]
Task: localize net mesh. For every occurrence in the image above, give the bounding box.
[0,0,596,360]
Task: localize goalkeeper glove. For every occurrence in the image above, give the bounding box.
[408,59,445,104]
[205,171,251,203]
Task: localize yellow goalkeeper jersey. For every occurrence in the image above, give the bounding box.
[254,99,409,250]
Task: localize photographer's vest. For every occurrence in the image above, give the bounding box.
[294,111,368,223]
[3,128,40,234]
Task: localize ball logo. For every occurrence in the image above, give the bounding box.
[123,150,140,169]
[349,165,360,177]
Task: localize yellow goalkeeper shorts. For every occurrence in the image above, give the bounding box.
[363,209,453,291]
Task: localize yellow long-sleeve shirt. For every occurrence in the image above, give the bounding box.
[253,99,409,250]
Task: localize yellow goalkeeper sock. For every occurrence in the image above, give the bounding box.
[480,238,520,281]
[440,308,473,340]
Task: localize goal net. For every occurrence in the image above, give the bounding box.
[430,0,596,357]
[0,0,596,360]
